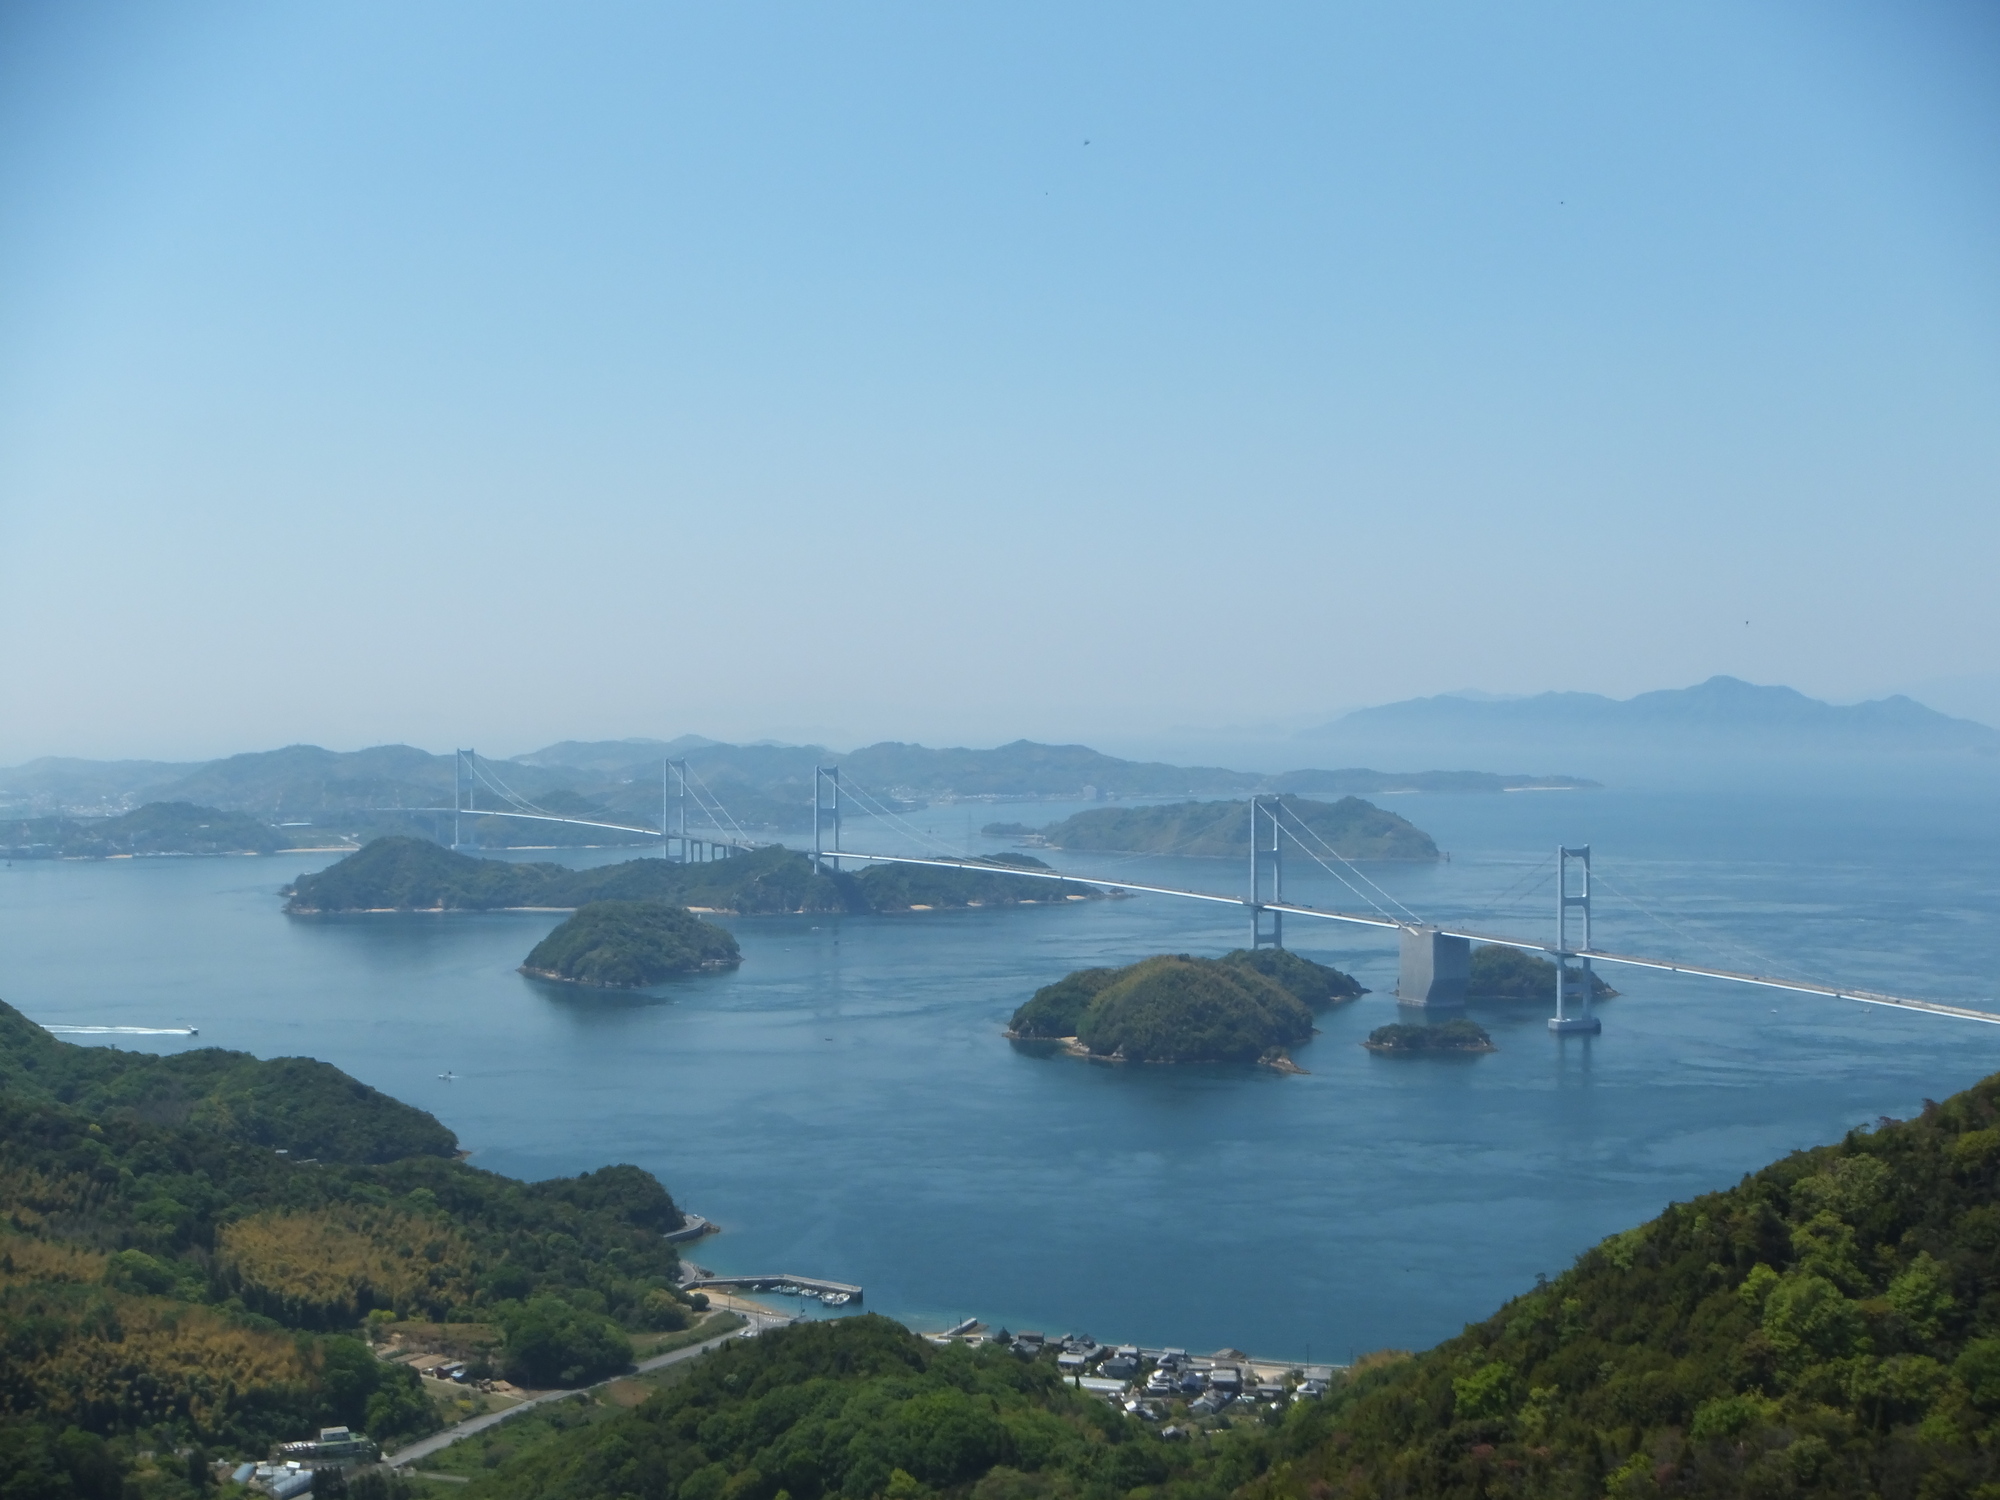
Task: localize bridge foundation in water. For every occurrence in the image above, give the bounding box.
[1397,927,1470,1008]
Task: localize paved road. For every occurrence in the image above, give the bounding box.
[387,1316,781,1470]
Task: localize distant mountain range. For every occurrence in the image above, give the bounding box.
[7,676,1967,835]
[1306,676,1999,759]
[0,738,1592,834]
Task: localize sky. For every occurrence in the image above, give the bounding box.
[2,2,1998,761]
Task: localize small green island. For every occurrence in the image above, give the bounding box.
[1008,948,1363,1069]
[521,900,742,987]
[1003,793,1438,860]
[1364,1017,1497,1054]
[1470,942,1618,1000]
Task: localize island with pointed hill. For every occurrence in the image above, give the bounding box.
[1008,948,1363,1069]
[521,900,742,987]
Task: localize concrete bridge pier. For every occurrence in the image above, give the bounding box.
[1397,927,1470,1008]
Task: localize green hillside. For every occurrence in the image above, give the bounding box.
[1251,1071,2000,1499]
[522,901,742,987]
[0,1000,702,1487]
[1010,951,1347,1065]
[451,1314,1266,1500]
[1035,795,1438,860]
[0,1002,456,1164]
[1222,946,1368,1006]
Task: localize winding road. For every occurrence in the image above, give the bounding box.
[386,1313,785,1471]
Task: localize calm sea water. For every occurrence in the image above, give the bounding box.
[3,771,1997,1362]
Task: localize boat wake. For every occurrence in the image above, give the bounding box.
[43,1025,200,1036]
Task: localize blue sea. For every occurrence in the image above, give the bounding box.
[3,766,1996,1363]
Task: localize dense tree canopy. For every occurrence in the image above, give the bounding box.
[0,1003,698,1486]
[1010,950,1359,1060]
[1011,953,1342,1065]
[522,901,742,987]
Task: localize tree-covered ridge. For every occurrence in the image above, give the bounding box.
[523,901,742,987]
[0,1002,457,1165]
[286,838,1100,916]
[1470,944,1617,1001]
[1221,947,1368,1007]
[1011,953,1342,1066]
[0,1004,702,1479]
[1248,1070,2000,1499]
[453,1314,1274,1500]
[0,801,328,859]
[1009,950,1361,1043]
[1033,795,1438,860]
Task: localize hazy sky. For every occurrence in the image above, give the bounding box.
[3,2,1998,761]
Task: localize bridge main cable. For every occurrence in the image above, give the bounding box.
[829,850,1998,1027]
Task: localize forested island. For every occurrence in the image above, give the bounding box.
[0,1000,713,1491]
[1363,1018,1497,1054]
[0,801,334,859]
[521,900,741,987]
[1007,794,1438,860]
[284,837,1106,916]
[1008,949,1362,1068]
[1470,942,1618,1000]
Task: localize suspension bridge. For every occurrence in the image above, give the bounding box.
[383,752,1996,1037]
[380,750,761,863]
[802,770,1997,1036]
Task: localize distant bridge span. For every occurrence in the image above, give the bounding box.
[823,848,1999,1030]
[391,753,1992,1036]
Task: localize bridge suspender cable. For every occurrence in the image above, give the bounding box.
[824,848,1998,1027]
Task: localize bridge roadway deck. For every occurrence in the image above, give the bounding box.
[825,850,2000,1027]
[380,806,758,849]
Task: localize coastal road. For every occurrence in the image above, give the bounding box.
[386,1315,784,1471]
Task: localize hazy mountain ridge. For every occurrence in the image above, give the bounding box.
[1327,675,1998,750]
[1,738,1591,827]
